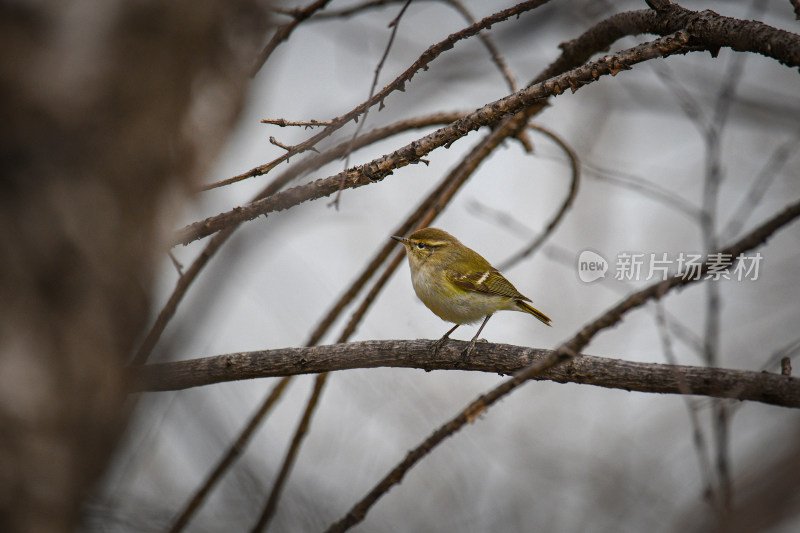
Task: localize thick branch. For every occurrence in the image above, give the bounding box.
[650,3,800,67]
[538,4,800,86]
[135,340,800,409]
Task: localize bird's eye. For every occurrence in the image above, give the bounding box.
[417,242,426,249]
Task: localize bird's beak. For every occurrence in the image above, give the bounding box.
[391,235,409,245]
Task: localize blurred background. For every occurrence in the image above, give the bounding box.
[71,0,800,531]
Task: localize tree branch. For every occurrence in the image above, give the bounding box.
[179,5,800,245]
[203,0,552,191]
[136,340,799,408]
[251,0,333,77]
[174,31,694,246]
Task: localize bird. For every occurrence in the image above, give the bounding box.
[392,227,551,361]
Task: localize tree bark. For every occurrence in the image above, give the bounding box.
[135,340,800,409]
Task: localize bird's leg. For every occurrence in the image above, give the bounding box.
[432,323,460,357]
[462,314,492,363]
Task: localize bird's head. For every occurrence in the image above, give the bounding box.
[392,227,461,268]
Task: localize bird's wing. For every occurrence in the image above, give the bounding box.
[446,268,531,302]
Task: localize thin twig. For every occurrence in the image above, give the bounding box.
[330,0,414,209]
[269,136,295,152]
[251,0,334,77]
[284,0,520,93]
[303,0,416,19]
[498,123,580,270]
[442,0,519,93]
[654,302,720,511]
[582,161,702,221]
[649,60,708,130]
[701,23,754,509]
[261,119,332,128]
[167,250,183,276]
[721,128,800,241]
[760,336,800,373]
[440,0,532,151]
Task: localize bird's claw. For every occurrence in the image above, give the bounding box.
[431,336,449,358]
[460,340,477,364]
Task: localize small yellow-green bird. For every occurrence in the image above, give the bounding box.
[392,227,551,360]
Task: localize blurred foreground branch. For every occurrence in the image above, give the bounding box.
[0,2,268,532]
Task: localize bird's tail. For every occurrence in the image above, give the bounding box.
[516,300,552,326]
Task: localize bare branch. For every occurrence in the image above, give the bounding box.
[536,5,800,86]
[650,3,800,66]
[331,0,414,209]
[654,302,721,512]
[721,128,800,241]
[442,0,519,93]
[260,118,332,128]
[167,250,184,277]
[203,0,553,191]
[278,0,520,92]
[251,0,333,76]
[268,136,295,152]
[136,340,800,409]
[175,32,694,246]
[582,161,702,221]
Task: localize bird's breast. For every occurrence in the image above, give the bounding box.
[411,265,508,324]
